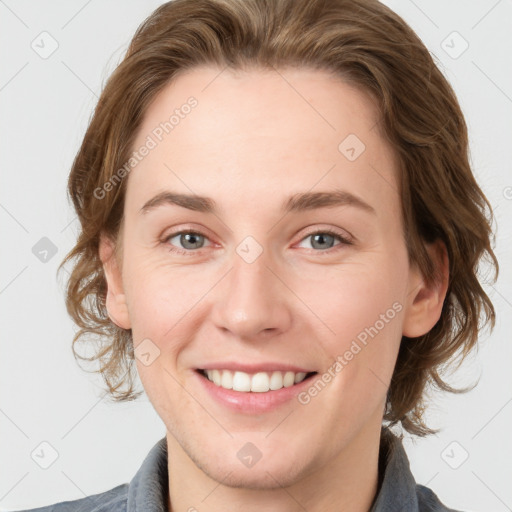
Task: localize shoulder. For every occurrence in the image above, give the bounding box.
[416,483,464,512]
[11,483,128,512]
[374,427,465,512]
[11,436,169,512]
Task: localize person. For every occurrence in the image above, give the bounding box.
[15,0,499,510]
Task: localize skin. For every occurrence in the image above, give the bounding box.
[100,66,449,512]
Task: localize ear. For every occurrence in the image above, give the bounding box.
[402,239,449,338]
[99,233,131,330]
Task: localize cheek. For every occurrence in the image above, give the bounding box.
[307,265,402,339]
[306,260,405,385]
[123,256,210,342]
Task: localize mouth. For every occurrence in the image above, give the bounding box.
[195,368,318,393]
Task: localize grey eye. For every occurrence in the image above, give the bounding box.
[166,231,210,251]
[309,233,337,250]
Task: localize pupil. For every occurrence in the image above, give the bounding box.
[182,233,202,249]
[312,233,333,249]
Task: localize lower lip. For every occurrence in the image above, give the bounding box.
[194,370,318,414]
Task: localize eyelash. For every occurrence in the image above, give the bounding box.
[161,228,353,256]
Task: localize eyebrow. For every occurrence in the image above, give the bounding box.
[139,189,376,216]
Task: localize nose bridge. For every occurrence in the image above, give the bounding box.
[212,238,291,338]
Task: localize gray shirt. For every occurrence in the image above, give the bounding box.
[13,427,461,511]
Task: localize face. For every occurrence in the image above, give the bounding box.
[101,65,444,490]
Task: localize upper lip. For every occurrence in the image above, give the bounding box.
[196,362,316,374]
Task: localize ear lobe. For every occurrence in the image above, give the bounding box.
[402,239,449,338]
[99,233,131,330]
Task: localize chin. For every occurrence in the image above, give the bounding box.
[207,460,309,491]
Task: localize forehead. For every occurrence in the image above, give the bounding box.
[125,65,399,220]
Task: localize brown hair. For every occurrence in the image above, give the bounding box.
[58,0,499,437]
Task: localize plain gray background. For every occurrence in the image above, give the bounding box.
[1,1,511,510]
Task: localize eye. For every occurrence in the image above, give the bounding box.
[162,228,353,256]
[297,229,353,253]
[163,230,212,255]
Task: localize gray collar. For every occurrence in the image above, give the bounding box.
[126,427,451,512]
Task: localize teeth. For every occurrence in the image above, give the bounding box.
[203,369,308,392]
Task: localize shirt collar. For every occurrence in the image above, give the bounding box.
[127,427,419,512]
[369,427,419,511]
[127,436,168,512]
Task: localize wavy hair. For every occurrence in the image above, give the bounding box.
[58,0,499,436]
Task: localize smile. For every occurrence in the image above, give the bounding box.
[197,369,318,393]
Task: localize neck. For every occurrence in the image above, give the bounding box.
[166,420,382,512]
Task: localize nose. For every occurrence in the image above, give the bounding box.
[211,247,293,340]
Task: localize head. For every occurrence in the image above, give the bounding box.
[59,0,498,478]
